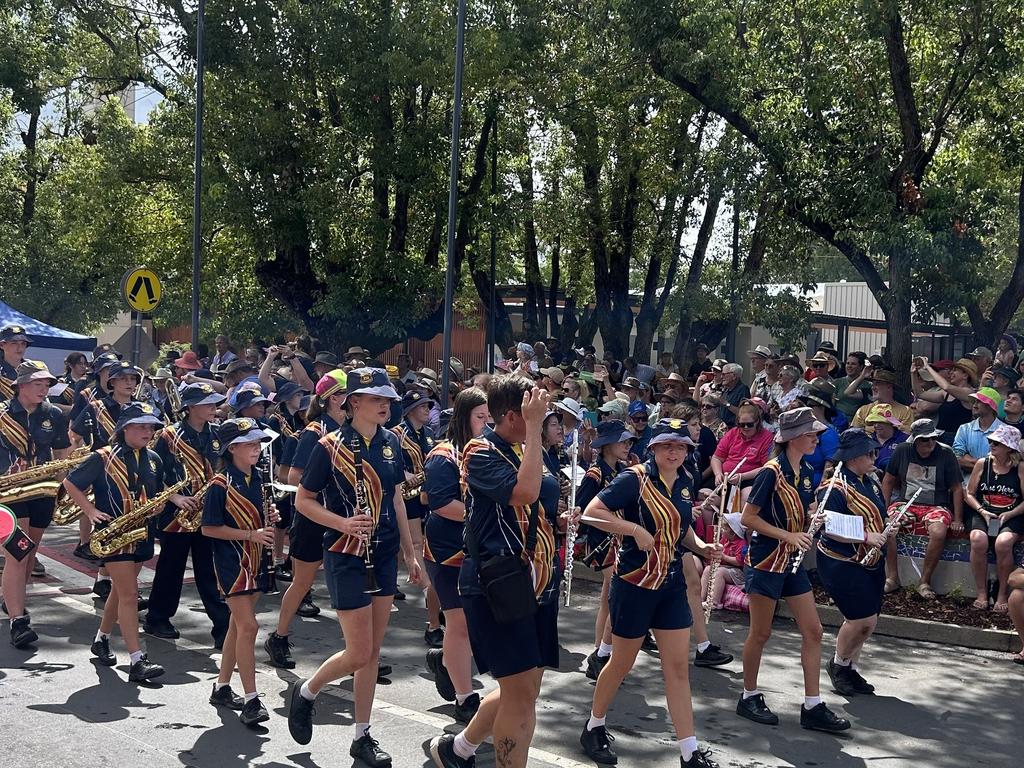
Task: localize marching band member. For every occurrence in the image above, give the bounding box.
[815,429,889,696]
[736,407,851,732]
[69,351,121,421]
[63,402,169,682]
[0,325,31,401]
[422,386,489,723]
[287,368,422,768]
[50,351,87,413]
[429,375,564,768]
[392,389,443,647]
[577,418,633,680]
[144,382,230,647]
[201,418,276,726]
[264,372,346,668]
[265,380,304,580]
[1,360,71,647]
[578,419,721,768]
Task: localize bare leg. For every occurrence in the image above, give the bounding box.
[306,603,373,696]
[921,522,949,588]
[969,530,990,603]
[683,555,709,646]
[594,570,612,648]
[884,537,900,585]
[590,635,644,717]
[784,591,823,697]
[105,561,141,654]
[461,687,501,745]
[1008,569,1024,658]
[351,596,394,723]
[742,594,777,691]
[409,520,440,630]
[492,667,543,768]
[441,607,474,696]
[275,558,319,636]
[995,533,1020,607]
[656,628,696,741]
[1,524,44,618]
[834,616,877,661]
[225,593,260,694]
[218,614,239,686]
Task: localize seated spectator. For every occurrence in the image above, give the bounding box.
[963,424,1024,613]
[699,395,726,440]
[513,341,539,374]
[672,403,718,487]
[652,389,679,424]
[701,512,747,612]
[995,334,1018,370]
[805,351,839,382]
[769,363,803,417]
[747,345,773,399]
[710,400,773,507]
[597,398,628,423]
[538,366,564,394]
[696,358,726,399]
[953,387,1004,475]
[627,399,652,458]
[533,341,554,369]
[967,345,994,376]
[661,372,690,402]
[798,380,840,486]
[620,375,643,404]
[1009,568,1024,663]
[850,367,914,432]
[708,362,750,428]
[687,342,712,381]
[655,351,677,380]
[882,418,965,599]
[833,351,872,423]
[1003,388,1024,428]
[912,357,977,444]
[864,404,908,475]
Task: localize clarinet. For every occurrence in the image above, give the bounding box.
[351,436,380,594]
[260,444,278,594]
[562,429,580,607]
[791,461,843,573]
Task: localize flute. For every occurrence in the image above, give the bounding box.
[703,457,746,624]
[859,488,922,567]
[791,461,844,573]
[562,429,581,607]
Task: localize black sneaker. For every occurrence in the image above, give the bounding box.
[847,667,875,694]
[453,692,480,724]
[91,636,117,666]
[800,702,851,733]
[681,746,720,768]
[424,625,445,648]
[75,542,100,562]
[429,733,475,767]
[137,594,149,611]
[92,579,112,600]
[378,661,392,678]
[585,649,610,680]
[826,658,859,696]
[1,601,27,617]
[736,693,778,725]
[393,588,406,601]
[580,723,617,765]
[264,631,296,669]
[239,695,270,727]
[296,589,320,618]
[9,616,37,648]
[210,683,244,710]
[426,648,456,701]
[142,620,180,639]
[128,654,165,682]
[641,631,657,651]
[274,563,293,582]
[694,644,733,668]
[31,560,45,577]
[287,679,316,745]
[350,730,392,768]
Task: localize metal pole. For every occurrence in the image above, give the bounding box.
[190,0,206,353]
[441,0,467,406]
[487,109,497,374]
[132,310,142,367]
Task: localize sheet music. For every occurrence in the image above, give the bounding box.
[48,382,69,397]
[562,464,586,486]
[824,512,864,541]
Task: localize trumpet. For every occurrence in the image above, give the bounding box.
[402,471,425,500]
[91,477,191,557]
[172,475,219,532]
[859,488,922,567]
[0,448,91,505]
[351,437,380,594]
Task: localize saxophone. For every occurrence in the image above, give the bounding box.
[52,487,94,525]
[90,477,191,557]
[0,448,91,505]
[172,475,219,532]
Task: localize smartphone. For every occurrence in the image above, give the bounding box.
[584,411,598,428]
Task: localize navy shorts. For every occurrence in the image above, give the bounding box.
[425,559,462,611]
[463,594,559,679]
[9,497,56,529]
[102,536,155,566]
[289,511,326,564]
[816,555,885,620]
[405,499,427,522]
[609,569,693,639]
[323,549,398,610]
[274,494,294,531]
[743,564,812,600]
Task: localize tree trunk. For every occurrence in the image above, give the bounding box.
[520,160,546,339]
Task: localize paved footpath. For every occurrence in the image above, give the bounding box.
[2,526,1021,767]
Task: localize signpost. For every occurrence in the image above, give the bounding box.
[121,267,162,366]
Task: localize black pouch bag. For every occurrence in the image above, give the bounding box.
[466,502,540,624]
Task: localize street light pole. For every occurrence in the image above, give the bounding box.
[190,0,206,353]
[487,110,497,374]
[441,0,467,405]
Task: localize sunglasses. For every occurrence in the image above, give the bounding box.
[631,414,648,422]
[810,362,828,368]
[737,422,757,429]
[701,404,717,410]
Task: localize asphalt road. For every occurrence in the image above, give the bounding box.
[2,525,1021,768]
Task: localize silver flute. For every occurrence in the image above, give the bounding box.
[859,488,922,567]
[791,461,843,573]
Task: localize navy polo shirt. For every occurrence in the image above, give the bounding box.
[597,459,695,589]
[459,426,561,602]
[301,422,405,559]
[817,468,886,562]
[0,398,71,474]
[393,417,435,514]
[746,454,815,573]
[423,442,465,566]
[71,396,126,449]
[291,413,342,471]
[202,462,265,529]
[576,458,624,512]
[0,359,17,400]
[68,444,164,519]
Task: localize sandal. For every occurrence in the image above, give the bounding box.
[1012,653,1024,665]
[993,602,1009,614]
[884,578,901,595]
[916,584,937,600]
[972,599,991,610]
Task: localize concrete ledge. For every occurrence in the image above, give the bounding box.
[777,601,1021,653]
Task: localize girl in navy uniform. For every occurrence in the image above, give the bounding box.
[64,402,170,682]
[429,375,566,768]
[1,360,72,648]
[814,429,890,697]
[422,386,489,723]
[69,351,120,421]
[392,389,443,646]
[288,368,422,768]
[265,380,303,581]
[577,419,633,681]
[578,419,722,768]
[0,324,32,401]
[265,371,346,668]
[737,407,850,732]
[201,418,277,727]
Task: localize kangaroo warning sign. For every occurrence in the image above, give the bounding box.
[121,267,162,313]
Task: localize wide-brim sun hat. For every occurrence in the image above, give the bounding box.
[832,428,875,462]
[647,418,696,450]
[987,424,1022,453]
[775,406,828,443]
[346,367,400,400]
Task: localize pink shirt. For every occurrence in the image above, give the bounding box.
[713,427,773,475]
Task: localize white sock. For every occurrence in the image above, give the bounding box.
[804,695,822,708]
[587,714,606,731]
[455,692,472,705]
[129,650,144,664]
[597,642,613,658]
[244,691,259,703]
[742,688,760,700]
[697,640,711,653]
[95,575,111,583]
[678,736,698,761]
[214,682,228,692]
[95,630,110,642]
[833,653,852,667]
[299,680,317,701]
[453,732,479,759]
[354,723,370,741]
[851,661,861,671]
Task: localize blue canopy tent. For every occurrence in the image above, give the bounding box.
[0,300,95,373]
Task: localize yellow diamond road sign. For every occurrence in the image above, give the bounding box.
[121,267,162,313]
